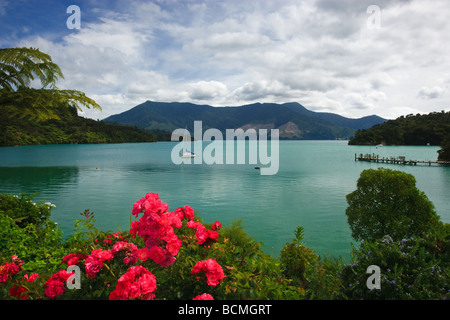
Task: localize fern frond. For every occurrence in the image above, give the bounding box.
[0,88,102,121]
[0,47,100,120]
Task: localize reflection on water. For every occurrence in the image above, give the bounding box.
[0,141,449,260]
[0,166,79,195]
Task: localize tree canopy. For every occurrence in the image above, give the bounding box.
[348,111,450,147]
[438,133,450,161]
[345,168,442,242]
[0,47,101,120]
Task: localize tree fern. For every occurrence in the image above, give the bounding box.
[0,47,63,90]
[0,47,101,120]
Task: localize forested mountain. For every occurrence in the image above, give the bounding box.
[348,111,450,146]
[0,104,170,147]
[105,101,386,140]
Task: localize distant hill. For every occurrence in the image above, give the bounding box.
[104,101,386,140]
[0,105,170,147]
[348,111,450,146]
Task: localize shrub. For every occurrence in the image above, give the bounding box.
[346,168,442,242]
[0,193,54,228]
[280,226,318,286]
[340,234,449,300]
[0,194,65,275]
[0,192,301,300]
[279,226,346,299]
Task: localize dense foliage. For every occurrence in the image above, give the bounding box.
[438,133,450,161]
[0,104,170,146]
[346,168,442,242]
[0,193,307,300]
[0,194,65,275]
[0,47,62,92]
[0,47,101,121]
[348,111,450,148]
[340,233,449,300]
[341,168,450,300]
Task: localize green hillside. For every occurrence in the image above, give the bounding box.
[348,111,450,146]
[0,104,170,147]
[348,111,450,161]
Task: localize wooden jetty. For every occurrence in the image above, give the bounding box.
[355,153,450,166]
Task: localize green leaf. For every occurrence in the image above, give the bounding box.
[0,47,101,121]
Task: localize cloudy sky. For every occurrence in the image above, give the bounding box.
[1,0,450,120]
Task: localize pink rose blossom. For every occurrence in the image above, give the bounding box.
[191,259,225,287]
[193,293,214,300]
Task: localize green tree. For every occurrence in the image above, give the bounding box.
[348,111,450,147]
[345,168,442,242]
[0,47,101,120]
[438,133,450,161]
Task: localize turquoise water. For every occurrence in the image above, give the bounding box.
[0,141,449,260]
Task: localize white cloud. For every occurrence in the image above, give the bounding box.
[417,86,445,100]
[188,81,228,101]
[8,0,450,119]
[65,18,149,58]
[189,32,271,52]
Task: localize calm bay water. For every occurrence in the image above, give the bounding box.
[1,141,449,260]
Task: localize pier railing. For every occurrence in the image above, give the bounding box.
[355,153,450,166]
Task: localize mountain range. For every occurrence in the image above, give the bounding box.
[104,101,386,140]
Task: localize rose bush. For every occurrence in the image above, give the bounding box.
[3,191,446,300]
[109,265,157,300]
[191,259,225,287]
[0,192,228,300]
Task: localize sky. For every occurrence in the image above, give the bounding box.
[1,0,450,120]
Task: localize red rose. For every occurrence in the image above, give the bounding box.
[195,224,208,245]
[44,279,65,299]
[183,205,195,220]
[166,238,182,256]
[136,247,151,261]
[174,207,184,221]
[109,266,156,300]
[97,249,114,262]
[207,229,219,242]
[148,246,176,267]
[193,293,214,300]
[132,197,145,217]
[62,253,87,266]
[24,273,39,282]
[139,273,157,295]
[85,260,101,279]
[191,259,225,287]
[9,285,28,300]
[148,246,165,265]
[211,221,222,231]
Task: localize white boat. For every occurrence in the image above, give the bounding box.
[181,151,196,158]
[180,127,196,158]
